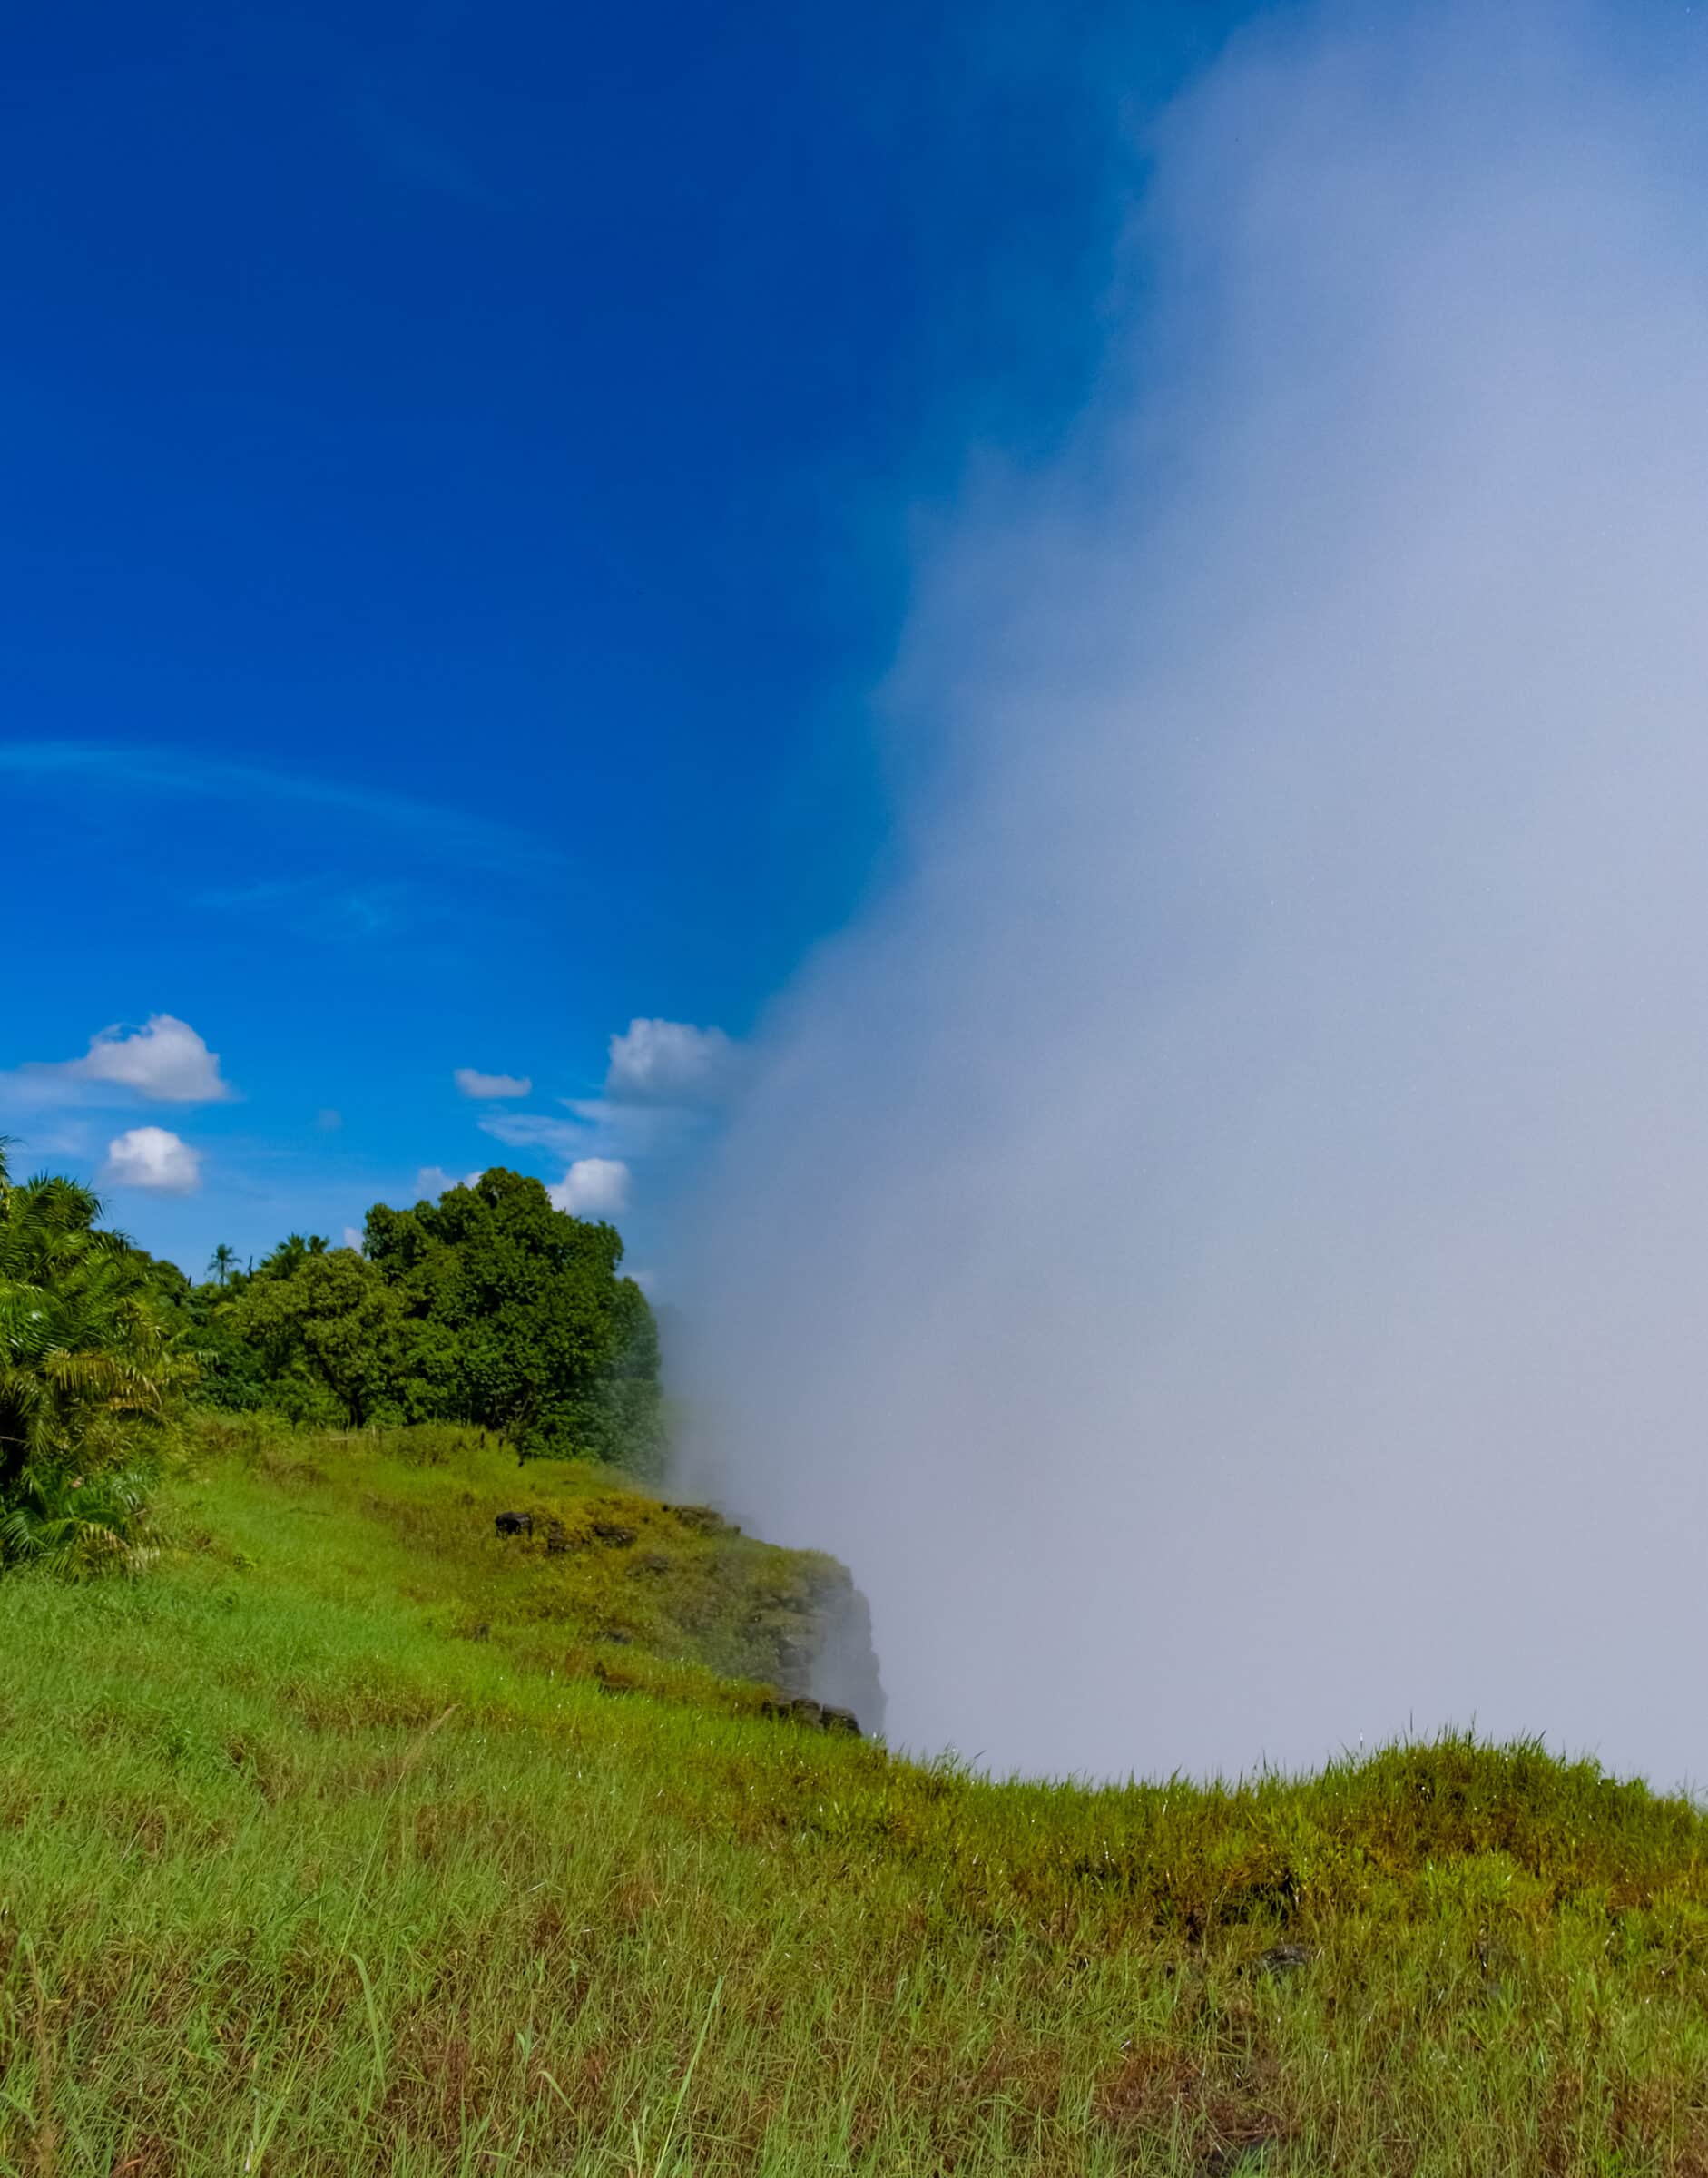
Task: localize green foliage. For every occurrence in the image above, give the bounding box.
[192,1411,857,1702]
[226,1248,406,1428]
[364,1168,663,1466]
[5,1418,1708,2173]
[0,1143,182,1572]
[198,1169,664,1469]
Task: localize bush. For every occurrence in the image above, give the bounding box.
[0,1146,184,1573]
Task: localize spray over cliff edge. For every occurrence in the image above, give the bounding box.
[674,1,1708,1787]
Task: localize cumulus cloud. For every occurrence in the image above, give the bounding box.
[103,1126,201,1193]
[342,1225,366,1252]
[675,2,1708,1790]
[454,1067,532,1100]
[6,1015,235,1105]
[549,1157,631,1217]
[604,1019,739,1104]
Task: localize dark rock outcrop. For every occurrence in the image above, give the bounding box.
[803,1562,885,1736]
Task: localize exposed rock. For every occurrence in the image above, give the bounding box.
[804,1565,885,1736]
[494,1510,533,1538]
[756,1693,864,1735]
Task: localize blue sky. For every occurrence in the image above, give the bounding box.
[3,0,1242,1275]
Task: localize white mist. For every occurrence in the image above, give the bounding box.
[674,1,1708,1788]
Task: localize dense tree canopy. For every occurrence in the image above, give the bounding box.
[202,1170,663,1468]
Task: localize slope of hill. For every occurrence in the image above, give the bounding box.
[2,1418,1706,2176]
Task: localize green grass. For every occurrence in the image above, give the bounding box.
[3,1418,1708,2175]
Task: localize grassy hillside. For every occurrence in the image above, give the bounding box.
[3,1422,1707,2175]
[156,1414,882,1723]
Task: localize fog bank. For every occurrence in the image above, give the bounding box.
[673,2,1708,1786]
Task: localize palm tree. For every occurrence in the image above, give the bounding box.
[306,1234,329,1256]
[0,1144,183,1572]
[208,1242,237,1288]
[261,1233,309,1279]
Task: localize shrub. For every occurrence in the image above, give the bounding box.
[0,1146,185,1572]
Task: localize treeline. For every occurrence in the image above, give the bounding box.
[0,1151,663,1572]
[160,1169,663,1467]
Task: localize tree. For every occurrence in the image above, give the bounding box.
[258,1234,309,1280]
[192,1170,664,1470]
[363,1168,663,1467]
[225,1247,405,1428]
[208,1242,237,1288]
[0,1145,185,1571]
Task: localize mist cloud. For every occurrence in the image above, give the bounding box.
[673,2,1708,1789]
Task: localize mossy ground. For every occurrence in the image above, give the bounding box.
[3,1418,1707,2175]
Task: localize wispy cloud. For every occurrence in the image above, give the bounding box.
[1,744,563,877]
[477,1111,585,1158]
[3,1119,95,1163]
[477,1101,689,1164]
[195,874,418,941]
[558,1098,703,1160]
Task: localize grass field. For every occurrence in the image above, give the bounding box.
[4,1418,1708,2175]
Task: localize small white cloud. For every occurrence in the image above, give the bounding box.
[103,1126,201,1193]
[548,1157,631,1218]
[454,1067,532,1100]
[341,1225,365,1252]
[73,1015,234,1103]
[415,1165,483,1199]
[604,1019,739,1105]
